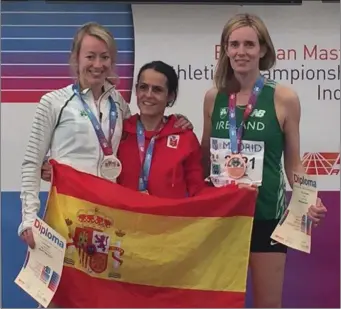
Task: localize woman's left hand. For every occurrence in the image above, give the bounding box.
[174,114,193,129]
[308,197,327,227]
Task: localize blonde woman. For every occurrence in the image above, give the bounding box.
[201,14,327,308]
[19,23,191,274]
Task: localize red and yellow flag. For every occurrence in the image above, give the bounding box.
[45,161,257,308]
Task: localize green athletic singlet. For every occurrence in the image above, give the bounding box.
[210,79,286,220]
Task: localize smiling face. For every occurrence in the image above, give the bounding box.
[225,26,266,75]
[136,68,173,117]
[77,34,112,88]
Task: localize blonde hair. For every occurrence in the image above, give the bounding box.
[69,22,118,81]
[214,13,276,93]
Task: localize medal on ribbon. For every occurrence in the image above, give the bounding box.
[136,118,166,194]
[73,85,120,181]
[226,77,265,180]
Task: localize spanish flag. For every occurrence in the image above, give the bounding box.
[45,161,257,308]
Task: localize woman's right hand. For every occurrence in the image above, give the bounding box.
[237,183,258,191]
[41,161,52,182]
[20,228,36,249]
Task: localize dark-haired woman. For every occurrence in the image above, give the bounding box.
[117,61,205,197]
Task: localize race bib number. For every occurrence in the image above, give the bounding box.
[210,137,265,186]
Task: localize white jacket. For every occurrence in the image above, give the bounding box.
[19,81,131,235]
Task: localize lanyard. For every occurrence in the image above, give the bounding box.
[73,85,118,156]
[136,119,165,191]
[228,76,265,154]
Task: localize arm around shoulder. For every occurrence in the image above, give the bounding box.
[201,87,218,177]
[116,90,131,120]
[203,87,218,119]
[19,94,58,235]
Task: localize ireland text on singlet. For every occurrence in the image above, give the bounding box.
[211,79,286,220]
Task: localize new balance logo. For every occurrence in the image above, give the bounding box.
[219,108,266,119]
[250,109,266,118]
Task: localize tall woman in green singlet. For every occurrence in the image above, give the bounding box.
[201,14,327,308]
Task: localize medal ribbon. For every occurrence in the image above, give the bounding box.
[73,85,118,156]
[136,119,165,192]
[228,76,265,154]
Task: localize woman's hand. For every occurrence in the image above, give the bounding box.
[308,197,327,227]
[237,183,258,191]
[20,228,36,249]
[174,114,193,130]
[41,162,52,182]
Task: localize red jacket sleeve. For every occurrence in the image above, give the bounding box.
[184,131,206,196]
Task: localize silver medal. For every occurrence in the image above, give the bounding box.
[100,156,122,181]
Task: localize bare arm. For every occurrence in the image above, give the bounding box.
[279,85,327,223]
[279,86,306,188]
[200,88,218,178]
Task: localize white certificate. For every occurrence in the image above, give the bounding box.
[15,218,66,308]
[271,172,318,254]
[210,137,265,186]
